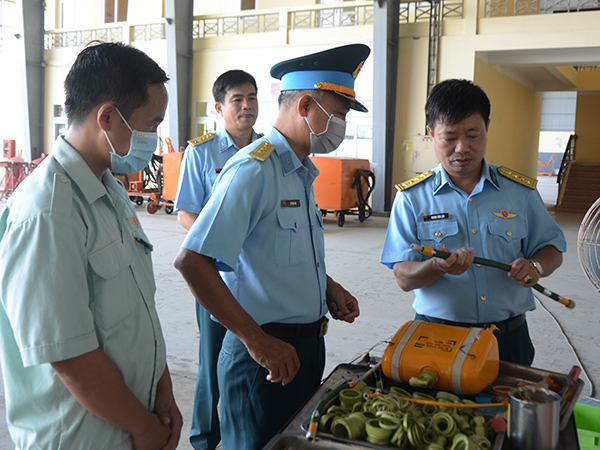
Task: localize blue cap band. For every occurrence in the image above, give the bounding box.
[280,70,355,92]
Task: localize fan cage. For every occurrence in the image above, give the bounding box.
[577,197,600,294]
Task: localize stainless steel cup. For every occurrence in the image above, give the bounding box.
[508,386,561,450]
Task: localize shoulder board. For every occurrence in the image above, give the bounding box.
[258,133,264,137]
[497,166,537,189]
[187,133,216,147]
[395,171,434,191]
[249,142,274,162]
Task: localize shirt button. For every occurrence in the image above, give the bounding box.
[131,261,136,269]
[435,231,441,237]
[317,262,320,267]
[60,175,68,183]
[481,295,486,301]
[506,231,512,236]
[471,228,477,234]
[295,222,298,228]
[115,263,119,270]
[469,197,473,202]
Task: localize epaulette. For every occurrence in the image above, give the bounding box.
[395,171,434,191]
[187,133,215,147]
[249,142,274,162]
[498,166,537,189]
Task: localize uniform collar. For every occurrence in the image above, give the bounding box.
[266,127,319,180]
[483,160,500,190]
[52,136,109,204]
[432,159,498,194]
[218,128,262,153]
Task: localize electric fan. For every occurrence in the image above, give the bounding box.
[577,197,600,293]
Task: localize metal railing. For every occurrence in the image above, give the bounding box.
[132,23,165,41]
[193,12,280,38]
[44,22,165,50]
[42,0,597,48]
[45,26,123,49]
[485,0,599,16]
[556,134,577,207]
[401,0,464,23]
[290,3,374,29]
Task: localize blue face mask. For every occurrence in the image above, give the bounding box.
[104,108,158,174]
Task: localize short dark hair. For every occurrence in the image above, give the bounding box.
[277,89,325,110]
[425,79,490,134]
[64,41,169,127]
[212,70,257,104]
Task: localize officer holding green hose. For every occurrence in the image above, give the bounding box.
[380,79,566,366]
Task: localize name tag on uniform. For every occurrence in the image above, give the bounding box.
[281,199,301,208]
[423,212,449,222]
[215,168,222,174]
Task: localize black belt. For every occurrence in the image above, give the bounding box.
[423,313,526,338]
[261,316,329,339]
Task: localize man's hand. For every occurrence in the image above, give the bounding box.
[246,333,301,386]
[326,276,360,323]
[51,348,176,450]
[508,257,541,287]
[154,367,183,450]
[131,413,172,450]
[175,249,303,386]
[435,247,474,275]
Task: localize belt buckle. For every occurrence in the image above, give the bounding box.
[319,317,329,337]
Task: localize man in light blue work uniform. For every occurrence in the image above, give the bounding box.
[0,42,182,449]
[380,78,566,366]
[174,44,369,450]
[175,70,261,450]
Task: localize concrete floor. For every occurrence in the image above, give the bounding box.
[0,175,598,449]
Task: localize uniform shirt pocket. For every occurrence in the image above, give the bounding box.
[88,239,136,330]
[275,208,310,266]
[416,219,459,248]
[486,218,527,261]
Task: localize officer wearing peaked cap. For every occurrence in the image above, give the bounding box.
[174,44,368,450]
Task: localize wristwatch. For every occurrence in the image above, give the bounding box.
[529,260,544,276]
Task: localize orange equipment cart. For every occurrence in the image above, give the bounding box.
[116,137,183,214]
[310,156,375,227]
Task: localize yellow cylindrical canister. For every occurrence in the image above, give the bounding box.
[381,320,499,395]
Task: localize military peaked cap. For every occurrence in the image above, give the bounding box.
[270,43,370,112]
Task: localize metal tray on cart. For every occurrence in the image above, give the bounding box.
[263,361,583,450]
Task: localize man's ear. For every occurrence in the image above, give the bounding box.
[426,124,434,138]
[214,102,223,117]
[97,103,116,132]
[297,95,312,118]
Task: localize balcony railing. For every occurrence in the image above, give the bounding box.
[192,12,279,38]
[290,3,374,29]
[42,0,599,48]
[485,0,600,16]
[44,22,165,50]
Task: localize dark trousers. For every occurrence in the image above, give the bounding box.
[190,302,227,450]
[414,313,535,366]
[217,331,325,450]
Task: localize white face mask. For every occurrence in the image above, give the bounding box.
[104,108,158,174]
[304,98,346,154]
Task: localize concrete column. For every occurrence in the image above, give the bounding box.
[164,0,193,152]
[16,0,45,161]
[372,0,400,213]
